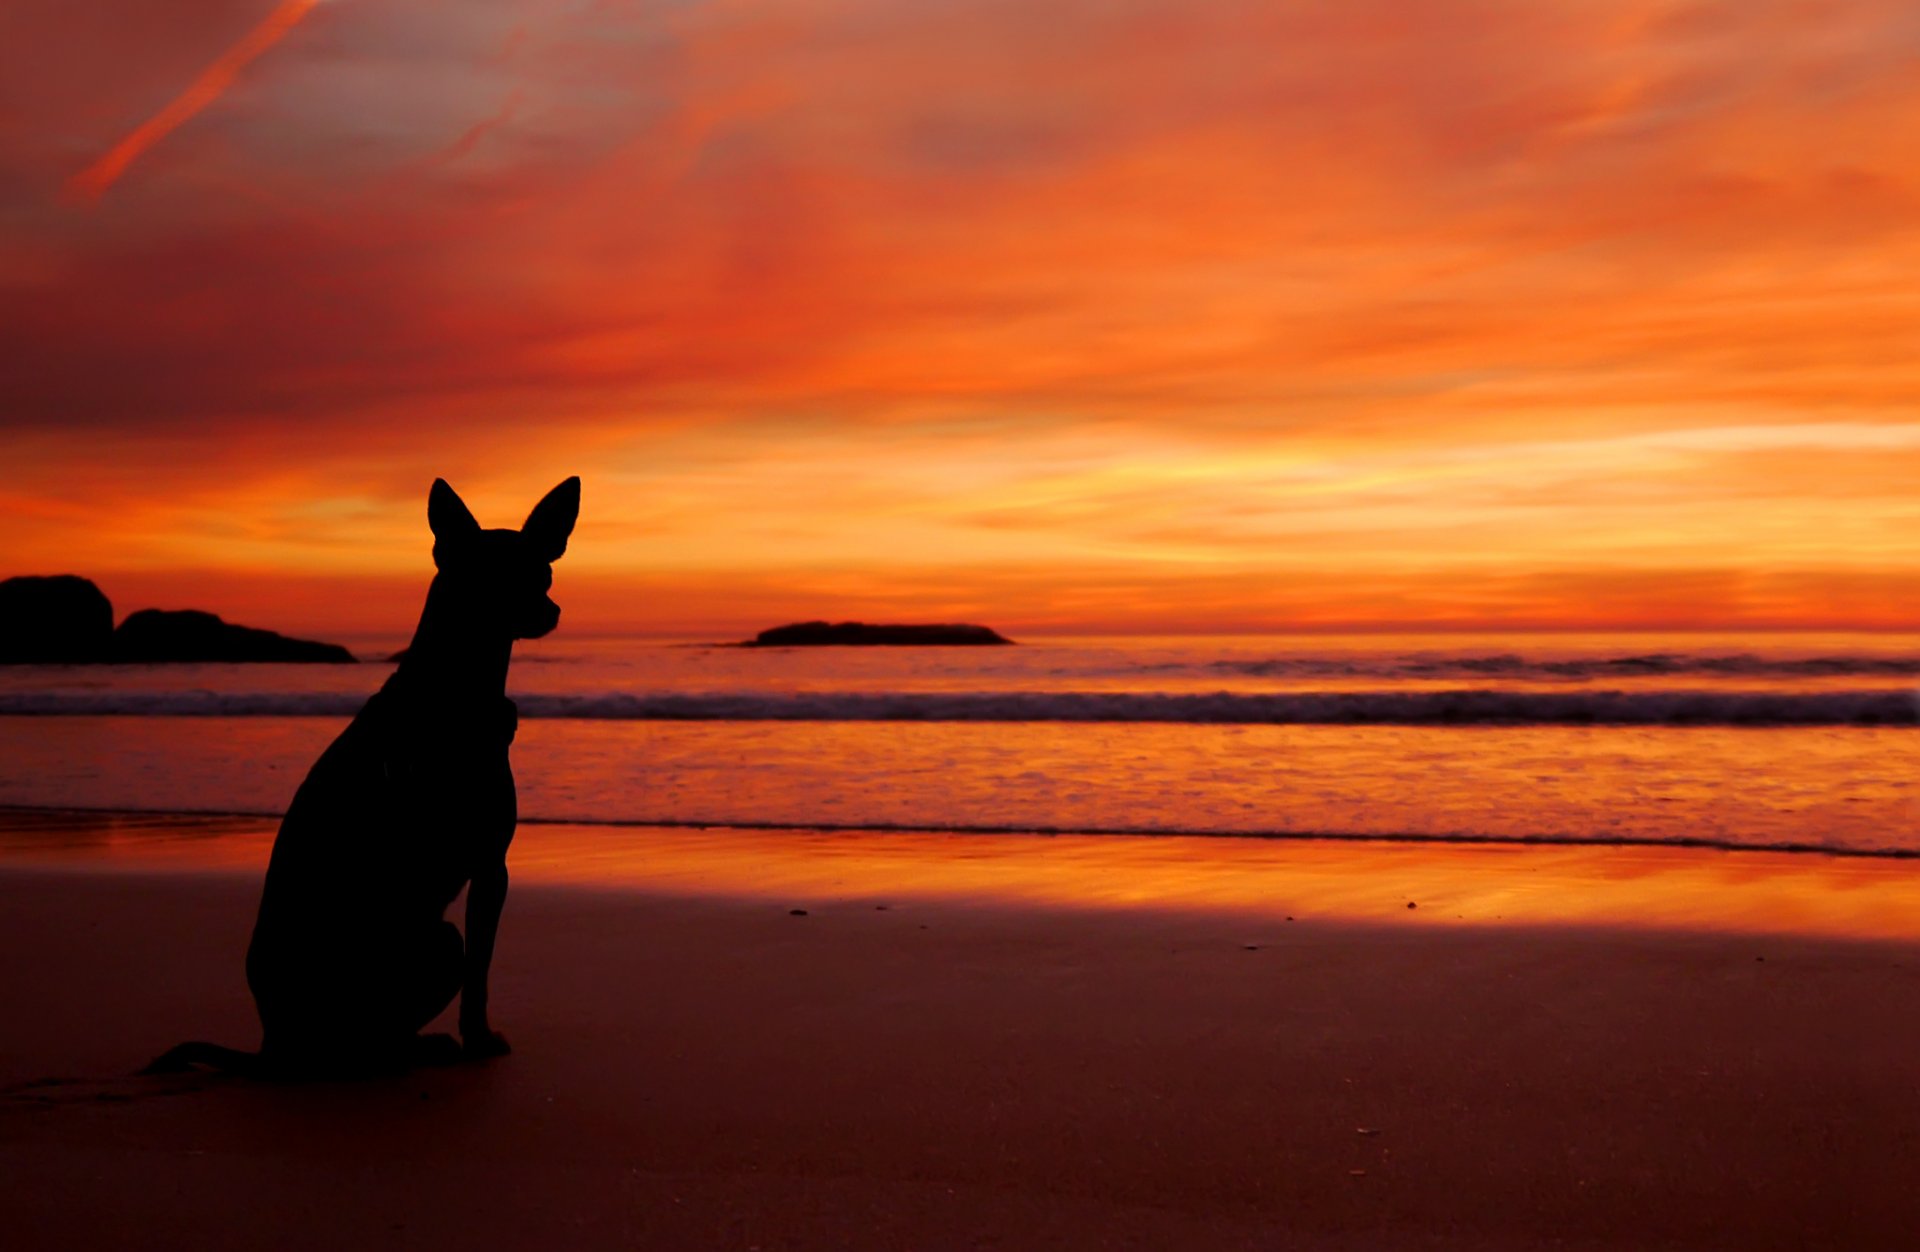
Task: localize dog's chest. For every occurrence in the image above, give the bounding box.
[358,694,519,840]
[377,732,516,907]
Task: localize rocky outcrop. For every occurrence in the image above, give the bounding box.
[111,609,356,664]
[1,573,356,664]
[0,574,116,663]
[743,621,1014,647]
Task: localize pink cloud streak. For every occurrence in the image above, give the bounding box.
[65,0,325,202]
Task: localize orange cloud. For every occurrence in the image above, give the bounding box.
[4,0,1919,633]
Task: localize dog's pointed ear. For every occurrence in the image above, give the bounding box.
[428,479,481,546]
[523,476,580,561]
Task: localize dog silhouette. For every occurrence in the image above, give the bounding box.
[147,476,579,1077]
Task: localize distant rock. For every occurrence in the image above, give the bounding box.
[0,574,115,663]
[111,609,356,664]
[743,620,1014,647]
[0,573,356,664]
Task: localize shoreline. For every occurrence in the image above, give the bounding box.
[6,800,1920,861]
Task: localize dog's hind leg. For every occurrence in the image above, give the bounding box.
[341,919,467,1070]
[250,920,466,1076]
[402,921,466,1067]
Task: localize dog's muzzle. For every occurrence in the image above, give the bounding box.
[518,600,562,639]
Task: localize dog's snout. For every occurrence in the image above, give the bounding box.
[518,597,562,639]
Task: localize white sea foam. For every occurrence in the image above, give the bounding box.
[1,687,1912,725]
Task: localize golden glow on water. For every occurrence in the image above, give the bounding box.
[5,716,1913,853]
[8,812,1920,943]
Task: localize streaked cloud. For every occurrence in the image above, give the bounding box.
[65,0,326,201]
[1,0,1916,631]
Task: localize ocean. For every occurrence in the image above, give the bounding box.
[1,632,1915,856]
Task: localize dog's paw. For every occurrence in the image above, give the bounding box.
[461,1028,512,1061]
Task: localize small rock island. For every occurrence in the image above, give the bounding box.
[111,608,355,664]
[742,621,1014,647]
[0,574,355,664]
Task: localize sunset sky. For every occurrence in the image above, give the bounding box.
[2,0,1917,635]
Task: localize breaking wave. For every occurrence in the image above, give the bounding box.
[1,687,1914,726]
[1200,653,1920,680]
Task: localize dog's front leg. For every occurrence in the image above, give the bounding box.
[460,862,512,1058]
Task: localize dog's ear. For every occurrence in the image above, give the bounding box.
[522,476,580,562]
[428,479,482,550]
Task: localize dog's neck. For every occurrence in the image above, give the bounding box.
[394,575,513,702]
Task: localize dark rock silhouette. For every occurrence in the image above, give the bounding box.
[1,573,357,664]
[0,574,115,662]
[112,609,355,664]
[745,620,1013,646]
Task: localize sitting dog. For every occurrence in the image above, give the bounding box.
[147,476,580,1077]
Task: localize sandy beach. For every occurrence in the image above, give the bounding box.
[5,816,1920,1250]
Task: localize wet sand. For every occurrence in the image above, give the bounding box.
[4,815,1918,1249]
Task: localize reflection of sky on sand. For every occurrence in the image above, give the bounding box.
[0,811,274,873]
[7,813,1920,943]
[507,829,1920,942]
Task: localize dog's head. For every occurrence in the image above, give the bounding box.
[427,477,580,640]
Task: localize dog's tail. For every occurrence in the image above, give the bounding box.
[140,1041,268,1077]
